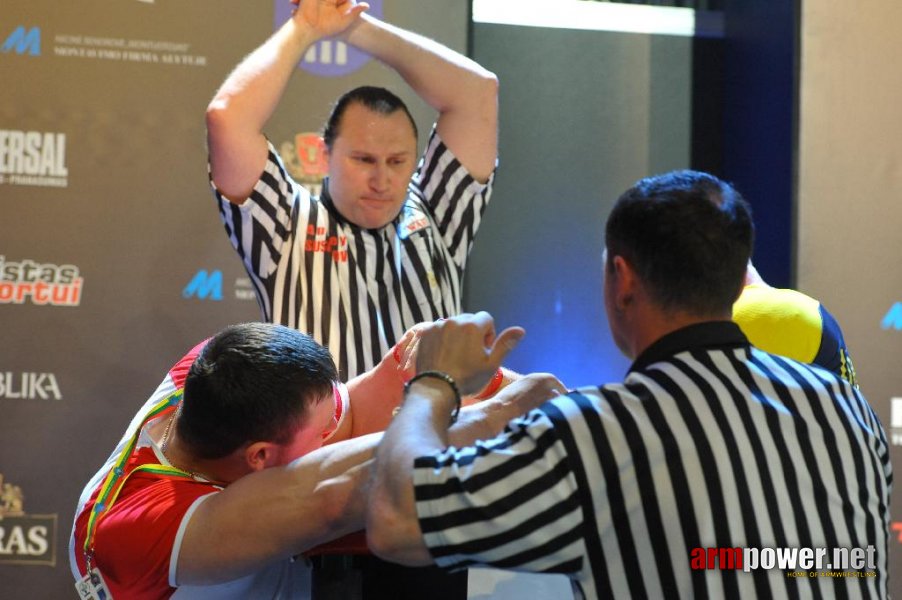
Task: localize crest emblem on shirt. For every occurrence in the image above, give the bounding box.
[279,133,328,197]
[398,205,430,240]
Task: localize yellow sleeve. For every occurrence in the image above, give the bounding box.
[732,284,823,364]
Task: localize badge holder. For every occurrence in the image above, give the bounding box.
[76,566,113,600]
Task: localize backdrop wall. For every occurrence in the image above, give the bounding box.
[466,21,701,387]
[797,1,902,591]
[0,1,468,596]
[4,1,894,597]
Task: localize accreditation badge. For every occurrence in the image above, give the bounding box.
[75,568,113,600]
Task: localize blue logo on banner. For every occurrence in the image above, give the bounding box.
[183,270,223,301]
[2,26,41,56]
[273,1,383,77]
[881,302,902,330]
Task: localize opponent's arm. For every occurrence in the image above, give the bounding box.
[324,325,423,443]
[175,432,378,584]
[450,372,565,444]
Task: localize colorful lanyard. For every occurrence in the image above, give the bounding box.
[82,388,195,573]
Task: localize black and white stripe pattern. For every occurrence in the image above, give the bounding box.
[413,323,891,599]
[213,129,492,379]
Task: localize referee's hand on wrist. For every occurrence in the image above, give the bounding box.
[413,312,525,396]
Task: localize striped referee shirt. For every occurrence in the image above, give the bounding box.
[213,128,493,379]
[413,322,892,599]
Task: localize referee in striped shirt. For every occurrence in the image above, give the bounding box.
[206,1,498,597]
[367,171,892,599]
[206,0,498,382]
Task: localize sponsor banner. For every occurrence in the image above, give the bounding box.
[234,277,257,302]
[3,24,206,67]
[0,474,57,567]
[882,302,902,330]
[2,25,41,56]
[0,373,61,401]
[183,271,257,302]
[892,398,902,428]
[890,397,902,447]
[52,34,206,67]
[0,516,57,566]
[0,130,68,188]
[183,269,223,301]
[0,257,83,306]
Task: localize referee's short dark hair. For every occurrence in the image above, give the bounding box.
[323,86,419,151]
[605,170,754,316]
[180,323,337,460]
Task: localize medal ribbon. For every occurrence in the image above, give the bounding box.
[82,388,196,570]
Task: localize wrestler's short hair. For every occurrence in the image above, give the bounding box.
[323,85,418,150]
[179,323,337,459]
[605,170,754,316]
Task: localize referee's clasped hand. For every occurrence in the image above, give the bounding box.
[414,312,525,396]
[291,0,369,38]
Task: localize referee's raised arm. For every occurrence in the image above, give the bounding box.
[341,12,499,184]
[205,0,367,203]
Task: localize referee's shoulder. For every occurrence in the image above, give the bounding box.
[555,382,638,408]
